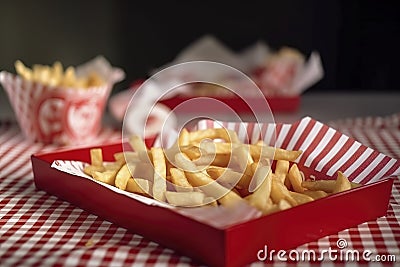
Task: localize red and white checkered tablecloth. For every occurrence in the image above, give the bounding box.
[1,115,399,267]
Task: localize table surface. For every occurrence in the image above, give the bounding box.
[1,91,400,266]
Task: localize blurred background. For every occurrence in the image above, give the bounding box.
[1,0,399,96]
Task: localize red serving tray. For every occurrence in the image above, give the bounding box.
[160,95,300,113]
[31,142,394,267]
[129,80,301,113]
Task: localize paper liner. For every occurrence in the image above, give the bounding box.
[196,117,400,184]
[51,116,400,228]
[329,112,400,129]
[0,57,124,145]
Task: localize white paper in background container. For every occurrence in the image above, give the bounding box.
[51,116,400,228]
[152,35,324,96]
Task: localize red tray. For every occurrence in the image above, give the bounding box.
[160,95,300,113]
[31,142,393,267]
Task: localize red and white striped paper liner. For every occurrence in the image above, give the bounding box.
[196,117,400,184]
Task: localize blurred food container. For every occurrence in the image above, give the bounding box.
[109,35,323,123]
[0,56,124,145]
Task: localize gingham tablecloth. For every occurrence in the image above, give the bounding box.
[1,115,400,267]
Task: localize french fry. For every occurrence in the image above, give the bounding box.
[193,153,231,167]
[302,179,360,193]
[232,144,254,174]
[175,152,244,207]
[289,191,314,205]
[270,178,297,206]
[249,145,302,162]
[113,151,140,163]
[206,166,250,189]
[302,180,336,193]
[302,190,328,199]
[170,168,193,192]
[332,171,352,193]
[263,199,292,215]
[165,191,206,207]
[126,178,151,195]
[115,164,132,190]
[130,135,148,152]
[151,147,167,201]
[90,148,103,167]
[83,165,105,176]
[189,128,240,143]
[275,160,289,183]
[246,165,272,212]
[180,145,203,160]
[287,164,304,193]
[92,170,117,185]
[179,128,190,146]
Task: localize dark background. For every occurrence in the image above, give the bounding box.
[1,0,399,95]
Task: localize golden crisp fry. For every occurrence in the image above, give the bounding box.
[151,147,167,201]
[129,135,148,152]
[165,191,206,207]
[113,151,139,163]
[170,168,193,192]
[302,180,336,193]
[189,128,240,143]
[263,199,292,215]
[302,179,360,193]
[270,178,297,206]
[90,148,103,167]
[175,152,244,207]
[193,154,231,167]
[246,166,273,212]
[92,170,117,185]
[126,177,150,195]
[15,60,33,80]
[180,145,203,160]
[332,171,352,193]
[179,128,190,147]
[83,165,105,176]
[232,145,254,173]
[287,164,304,193]
[302,190,328,199]
[206,166,250,189]
[275,160,289,183]
[250,145,302,162]
[289,191,314,205]
[104,161,124,171]
[115,164,132,190]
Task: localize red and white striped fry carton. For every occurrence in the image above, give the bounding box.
[0,57,124,145]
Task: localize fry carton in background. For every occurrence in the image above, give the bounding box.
[0,56,124,145]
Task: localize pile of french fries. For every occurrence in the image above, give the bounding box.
[84,128,360,215]
[14,60,105,88]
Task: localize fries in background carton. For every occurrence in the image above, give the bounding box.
[0,56,124,145]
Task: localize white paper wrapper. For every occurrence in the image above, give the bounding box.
[153,35,324,96]
[51,117,400,229]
